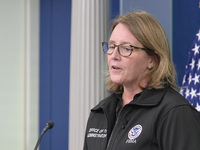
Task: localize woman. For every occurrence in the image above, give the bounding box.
[83,11,200,150]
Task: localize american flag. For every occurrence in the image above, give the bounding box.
[180,28,200,112]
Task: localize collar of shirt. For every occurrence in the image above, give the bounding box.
[91,84,169,112]
[115,92,142,115]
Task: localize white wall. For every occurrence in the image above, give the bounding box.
[0,0,39,149]
[69,0,110,149]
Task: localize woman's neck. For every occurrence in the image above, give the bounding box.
[117,86,142,115]
[122,86,142,107]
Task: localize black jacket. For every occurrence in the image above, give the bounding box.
[83,85,200,150]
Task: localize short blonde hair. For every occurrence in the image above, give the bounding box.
[106,11,177,93]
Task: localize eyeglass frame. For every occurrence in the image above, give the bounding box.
[102,42,148,57]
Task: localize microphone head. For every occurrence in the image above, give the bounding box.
[47,121,54,129]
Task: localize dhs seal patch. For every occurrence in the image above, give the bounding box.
[128,124,142,140]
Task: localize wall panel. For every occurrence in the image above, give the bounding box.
[69,0,110,149]
[40,0,71,149]
[0,0,39,150]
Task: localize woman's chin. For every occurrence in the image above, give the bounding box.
[110,78,123,85]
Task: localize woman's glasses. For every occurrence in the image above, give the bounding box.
[102,42,147,57]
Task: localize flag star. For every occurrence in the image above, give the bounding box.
[197,90,200,98]
[189,58,195,70]
[192,44,200,56]
[196,29,200,41]
[197,59,200,70]
[188,73,193,84]
[196,103,200,112]
[182,75,186,85]
[190,88,197,99]
[185,88,190,98]
[192,73,200,85]
[179,88,184,96]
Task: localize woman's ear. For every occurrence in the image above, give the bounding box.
[148,57,154,70]
[148,64,152,70]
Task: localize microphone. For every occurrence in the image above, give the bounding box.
[34,121,54,150]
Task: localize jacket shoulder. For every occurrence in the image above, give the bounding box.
[157,86,199,118]
[163,87,192,106]
[91,93,118,111]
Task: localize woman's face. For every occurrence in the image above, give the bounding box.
[108,23,153,88]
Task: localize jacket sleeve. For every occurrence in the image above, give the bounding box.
[157,105,200,150]
[83,132,88,150]
[83,116,90,150]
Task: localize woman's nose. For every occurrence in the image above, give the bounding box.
[110,47,120,60]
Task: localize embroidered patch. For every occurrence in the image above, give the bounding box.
[87,128,107,138]
[128,124,142,140]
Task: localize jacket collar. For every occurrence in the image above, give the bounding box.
[91,94,119,111]
[92,85,169,111]
[130,86,168,106]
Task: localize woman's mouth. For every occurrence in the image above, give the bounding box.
[111,65,122,70]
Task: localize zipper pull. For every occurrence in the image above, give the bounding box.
[121,119,128,129]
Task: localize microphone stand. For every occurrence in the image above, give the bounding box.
[34,121,54,150]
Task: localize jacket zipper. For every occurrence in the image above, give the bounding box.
[101,106,117,150]
[106,116,119,149]
[106,106,127,150]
